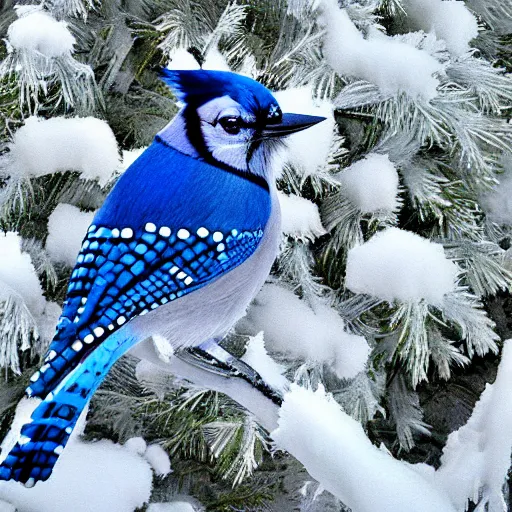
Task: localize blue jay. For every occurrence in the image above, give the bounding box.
[0,69,325,486]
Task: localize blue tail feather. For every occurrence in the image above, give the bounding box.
[0,331,138,485]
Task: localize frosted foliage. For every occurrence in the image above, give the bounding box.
[273,87,335,177]
[272,385,456,512]
[434,339,512,511]
[317,0,443,100]
[0,402,152,512]
[345,228,458,305]
[241,332,289,393]
[144,444,172,477]
[241,284,370,379]
[402,0,478,56]
[8,10,75,58]
[8,117,119,185]
[0,232,45,318]
[278,192,326,241]
[46,204,94,267]
[338,154,400,213]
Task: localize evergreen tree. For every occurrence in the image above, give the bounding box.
[0,0,511,510]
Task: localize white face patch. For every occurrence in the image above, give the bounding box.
[197,96,257,171]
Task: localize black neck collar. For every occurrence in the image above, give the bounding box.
[155,108,270,192]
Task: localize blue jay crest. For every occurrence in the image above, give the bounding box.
[160,69,283,124]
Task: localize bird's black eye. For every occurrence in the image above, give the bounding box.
[218,116,242,135]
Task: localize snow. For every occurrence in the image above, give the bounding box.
[271,384,456,512]
[241,332,289,393]
[273,87,335,177]
[278,192,326,241]
[345,228,458,305]
[8,117,119,185]
[37,301,62,345]
[338,154,400,214]
[202,47,231,71]
[240,284,370,380]
[166,48,200,71]
[124,437,147,456]
[8,8,75,58]
[148,503,196,512]
[434,339,512,511]
[402,0,478,56]
[166,46,229,72]
[120,148,146,173]
[0,401,153,512]
[481,157,512,224]
[144,444,172,477]
[317,0,443,100]
[45,204,94,267]
[0,232,45,318]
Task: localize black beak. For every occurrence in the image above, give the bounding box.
[261,113,327,137]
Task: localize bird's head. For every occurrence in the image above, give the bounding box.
[160,69,326,180]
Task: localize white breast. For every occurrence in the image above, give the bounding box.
[128,187,281,359]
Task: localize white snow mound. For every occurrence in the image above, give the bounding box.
[8,9,75,58]
[0,232,45,318]
[46,204,94,267]
[345,228,458,304]
[278,192,326,241]
[402,0,478,56]
[272,384,456,512]
[9,117,119,185]
[241,284,370,380]
[274,87,335,177]
[318,0,443,99]
[338,154,400,213]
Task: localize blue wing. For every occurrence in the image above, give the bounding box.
[29,222,263,399]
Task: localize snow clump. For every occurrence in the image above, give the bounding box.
[0,232,45,318]
[7,8,75,58]
[46,204,94,267]
[433,339,512,510]
[278,192,326,241]
[148,502,197,512]
[7,117,119,186]
[240,284,370,379]
[241,332,289,393]
[401,0,478,56]
[318,0,443,100]
[338,154,400,214]
[144,444,172,477]
[0,401,153,512]
[345,228,458,305]
[272,384,456,512]
[273,87,335,177]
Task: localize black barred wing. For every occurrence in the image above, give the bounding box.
[28,222,263,398]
